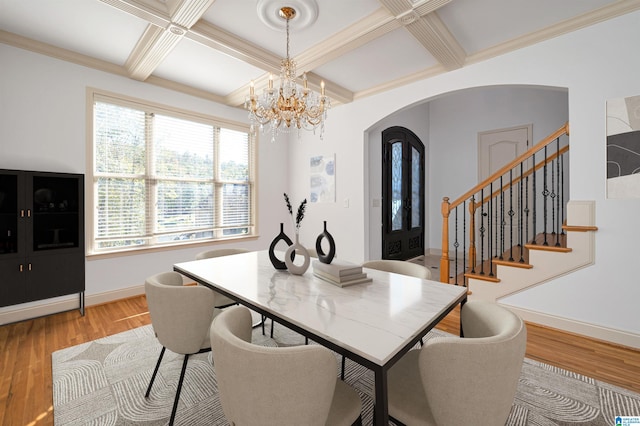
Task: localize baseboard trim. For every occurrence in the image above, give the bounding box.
[0,285,145,326]
[502,303,640,350]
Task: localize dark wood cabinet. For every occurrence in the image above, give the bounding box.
[0,169,85,314]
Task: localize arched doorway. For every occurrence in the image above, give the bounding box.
[382,126,425,260]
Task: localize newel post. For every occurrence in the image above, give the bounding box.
[440,197,450,283]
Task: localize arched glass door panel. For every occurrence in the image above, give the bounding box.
[382,127,425,260]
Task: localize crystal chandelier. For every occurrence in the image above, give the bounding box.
[245,6,330,143]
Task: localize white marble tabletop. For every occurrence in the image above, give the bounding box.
[174,250,467,366]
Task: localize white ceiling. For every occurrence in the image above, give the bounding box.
[1,0,639,108]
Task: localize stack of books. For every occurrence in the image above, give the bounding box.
[312,259,372,287]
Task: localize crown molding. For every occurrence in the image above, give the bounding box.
[0,30,226,105]
[466,0,640,66]
[0,30,127,77]
[145,74,227,104]
[353,64,446,101]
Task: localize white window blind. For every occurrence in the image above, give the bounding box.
[91,93,254,253]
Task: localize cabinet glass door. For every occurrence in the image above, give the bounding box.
[32,176,80,251]
[0,173,18,255]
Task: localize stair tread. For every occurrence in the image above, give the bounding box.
[493,259,533,269]
[525,243,572,253]
[464,272,500,283]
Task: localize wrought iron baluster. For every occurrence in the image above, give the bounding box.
[491,181,502,259]
[463,200,467,287]
[470,196,476,274]
[551,147,556,238]
[489,182,494,277]
[500,176,505,260]
[525,171,530,245]
[454,205,459,285]
[543,146,549,246]
[556,137,562,245]
[480,189,485,275]
[560,147,565,237]
[519,161,525,262]
[531,152,537,245]
[508,169,514,261]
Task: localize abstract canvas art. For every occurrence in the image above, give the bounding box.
[310,154,335,203]
[606,94,640,198]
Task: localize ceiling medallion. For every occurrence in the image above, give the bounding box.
[246,1,329,142]
[257,0,319,31]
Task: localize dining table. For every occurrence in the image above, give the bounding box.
[174,250,467,425]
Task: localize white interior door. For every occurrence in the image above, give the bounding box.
[477,124,532,258]
[478,124,531,181]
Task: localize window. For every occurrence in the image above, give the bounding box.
[89,91,255,254]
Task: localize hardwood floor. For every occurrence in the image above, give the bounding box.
[1,295,639,426]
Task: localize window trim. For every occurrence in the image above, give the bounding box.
[86,87,257,257]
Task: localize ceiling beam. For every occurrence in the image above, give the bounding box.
[295,7,400,73]
[377,0,465,70]
[125,24,183,81]
[188,20,281,73]
[111,0,215,81]
[405,13,465,70]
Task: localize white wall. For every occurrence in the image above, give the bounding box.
[287,11,640,337]
[0,44,289,315]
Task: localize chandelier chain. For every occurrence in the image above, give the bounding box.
[286,16,291,61]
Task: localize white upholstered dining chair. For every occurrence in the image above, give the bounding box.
[362,259,432,280]
[210,305,363,426]
[386,300,527,426]
[195,248,251,308]
[144,271,217,426]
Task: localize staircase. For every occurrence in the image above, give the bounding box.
[466,200,597,301]
[439,123,598,299]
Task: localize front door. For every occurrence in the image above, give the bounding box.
[382,127,425,261]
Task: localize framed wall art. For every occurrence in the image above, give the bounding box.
[606,94,640,199]
[310,154,335,203]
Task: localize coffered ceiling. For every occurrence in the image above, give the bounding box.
[1,0,639,108]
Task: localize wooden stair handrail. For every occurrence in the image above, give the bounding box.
[440,122,570,283]
[474,145,569,208]
[447,122,569,212]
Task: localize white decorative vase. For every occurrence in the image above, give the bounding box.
[285,233,310,275]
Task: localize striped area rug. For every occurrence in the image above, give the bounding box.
[52,323,640,425]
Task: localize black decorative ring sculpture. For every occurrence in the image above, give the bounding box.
[315,220,336,264]
[269,223,295,270]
